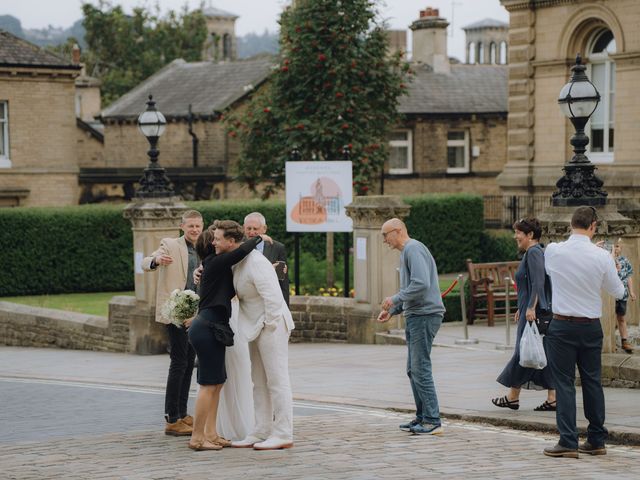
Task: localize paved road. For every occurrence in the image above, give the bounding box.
[2,377,640,479]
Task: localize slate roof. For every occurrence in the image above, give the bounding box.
[398,64,508,115]
[202,6,239,19]
[462,18,509,30]
[102,57,275,119]
[0,29,79,69]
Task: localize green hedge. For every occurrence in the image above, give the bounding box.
[0,194,492,296]
[403,194,484,273]
[478,229,519,263]
[0,205,132,296]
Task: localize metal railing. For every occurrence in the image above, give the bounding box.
[483,195,640,229]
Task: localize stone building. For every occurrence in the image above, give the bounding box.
[463,18,509,65]
[498,0,640,207]
[91,57,273,203]
[382,8,508,197]
[202,6,238,62]
[0,30,81,207]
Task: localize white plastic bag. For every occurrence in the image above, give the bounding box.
[519,321,547,370]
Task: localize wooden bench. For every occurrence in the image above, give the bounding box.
[466,259,520,326]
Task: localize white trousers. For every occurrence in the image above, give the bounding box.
[248,319,293,441]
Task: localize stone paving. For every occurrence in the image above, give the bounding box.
[2,404,640,480]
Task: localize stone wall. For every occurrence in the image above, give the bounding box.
[0,295,384,353]
[0,70,80,206]
[384,114,507,196]
[0,300,129,352]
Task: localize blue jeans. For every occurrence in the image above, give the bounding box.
[545,319,607,449]
[405,313,443,425]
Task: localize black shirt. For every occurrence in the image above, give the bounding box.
[198,236,261,319]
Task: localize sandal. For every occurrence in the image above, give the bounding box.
[210,436,232,447]
[491,395,520,410]
[188,440,223,451]
[534,400,557,411]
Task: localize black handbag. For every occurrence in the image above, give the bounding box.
[535,307,553,335]
[210,321,234,347]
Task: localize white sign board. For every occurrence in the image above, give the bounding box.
[285,161,353,232]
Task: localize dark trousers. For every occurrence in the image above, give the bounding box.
[165,324,195,423]
[545,319,607,449]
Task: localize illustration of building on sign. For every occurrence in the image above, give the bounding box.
[292,177,343,225]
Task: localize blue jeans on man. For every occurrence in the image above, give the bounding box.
[405,313,443,427]
[545,319,607,449]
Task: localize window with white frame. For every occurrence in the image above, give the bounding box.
[587,29,616,163]
[388,130,412,174]
[0,101,9,168]
[447,130,470,173]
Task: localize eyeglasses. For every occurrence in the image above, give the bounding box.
[382,228,399,239]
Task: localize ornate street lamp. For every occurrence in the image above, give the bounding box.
[136,95,173,198]
[553,54,607,206]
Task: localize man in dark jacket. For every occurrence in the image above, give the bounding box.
[243,212,290,305]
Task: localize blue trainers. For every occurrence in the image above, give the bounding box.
[399,418,420,431]
[409,423,443,435]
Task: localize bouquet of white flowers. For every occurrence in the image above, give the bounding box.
[161,289,200,328]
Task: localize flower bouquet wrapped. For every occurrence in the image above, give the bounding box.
[161,289,200,327]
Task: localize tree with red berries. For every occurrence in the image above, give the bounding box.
[226,0,411,197]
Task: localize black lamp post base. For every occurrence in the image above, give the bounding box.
[552,163,607,207]
[136,165,174,199]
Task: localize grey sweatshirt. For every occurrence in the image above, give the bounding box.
[389,239,446,318]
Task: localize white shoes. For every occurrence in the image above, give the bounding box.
[231,435,264,448]
[253,437,294,450]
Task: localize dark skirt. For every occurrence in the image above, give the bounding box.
[188,307,228,385]
[496,313,554,391]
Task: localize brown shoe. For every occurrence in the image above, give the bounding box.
[181,415,194,427]
[621,340,634,354]
[165,419,192,436]
[579,441,606,456]
[543,443,579,458]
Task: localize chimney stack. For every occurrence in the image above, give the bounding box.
[72,44,81,65]
[410,7,450,73]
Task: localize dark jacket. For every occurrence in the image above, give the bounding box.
[262,239,290,306]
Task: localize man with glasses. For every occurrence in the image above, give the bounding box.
[543,206,624,458]
[377,218,446,435]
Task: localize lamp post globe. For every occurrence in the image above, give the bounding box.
[552,54,607,206]
[135,95,173,198]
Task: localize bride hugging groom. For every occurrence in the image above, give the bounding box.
[188,220,295,451]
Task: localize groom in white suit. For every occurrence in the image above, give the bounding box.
[231,249,295,450]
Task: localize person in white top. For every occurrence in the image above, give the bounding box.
[543,206,625,459]
[230,249,295,451]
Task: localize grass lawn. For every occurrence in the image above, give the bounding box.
[0,291,134,317]
[0,279,460,319]
[439,278,460,295]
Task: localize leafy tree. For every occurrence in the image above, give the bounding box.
[225,0,411,197]
[80,0,207,106]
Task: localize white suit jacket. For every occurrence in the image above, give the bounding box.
[233,250,295,342]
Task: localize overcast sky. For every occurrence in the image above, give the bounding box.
[3,0,509,62]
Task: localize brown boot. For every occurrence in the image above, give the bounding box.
[181,415,194,427]
[165,419,192,436]
[621,339,634,354]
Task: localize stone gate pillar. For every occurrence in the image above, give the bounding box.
[344,196,410,341]
[119,198,188,354]
[539,205,640,354]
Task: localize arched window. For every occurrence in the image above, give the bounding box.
[223,34,232,60]
[499,41,507,64]
[468,42,476,64]
[489,42,497,64]
[478,43,484,64]
[587,29,616,161]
